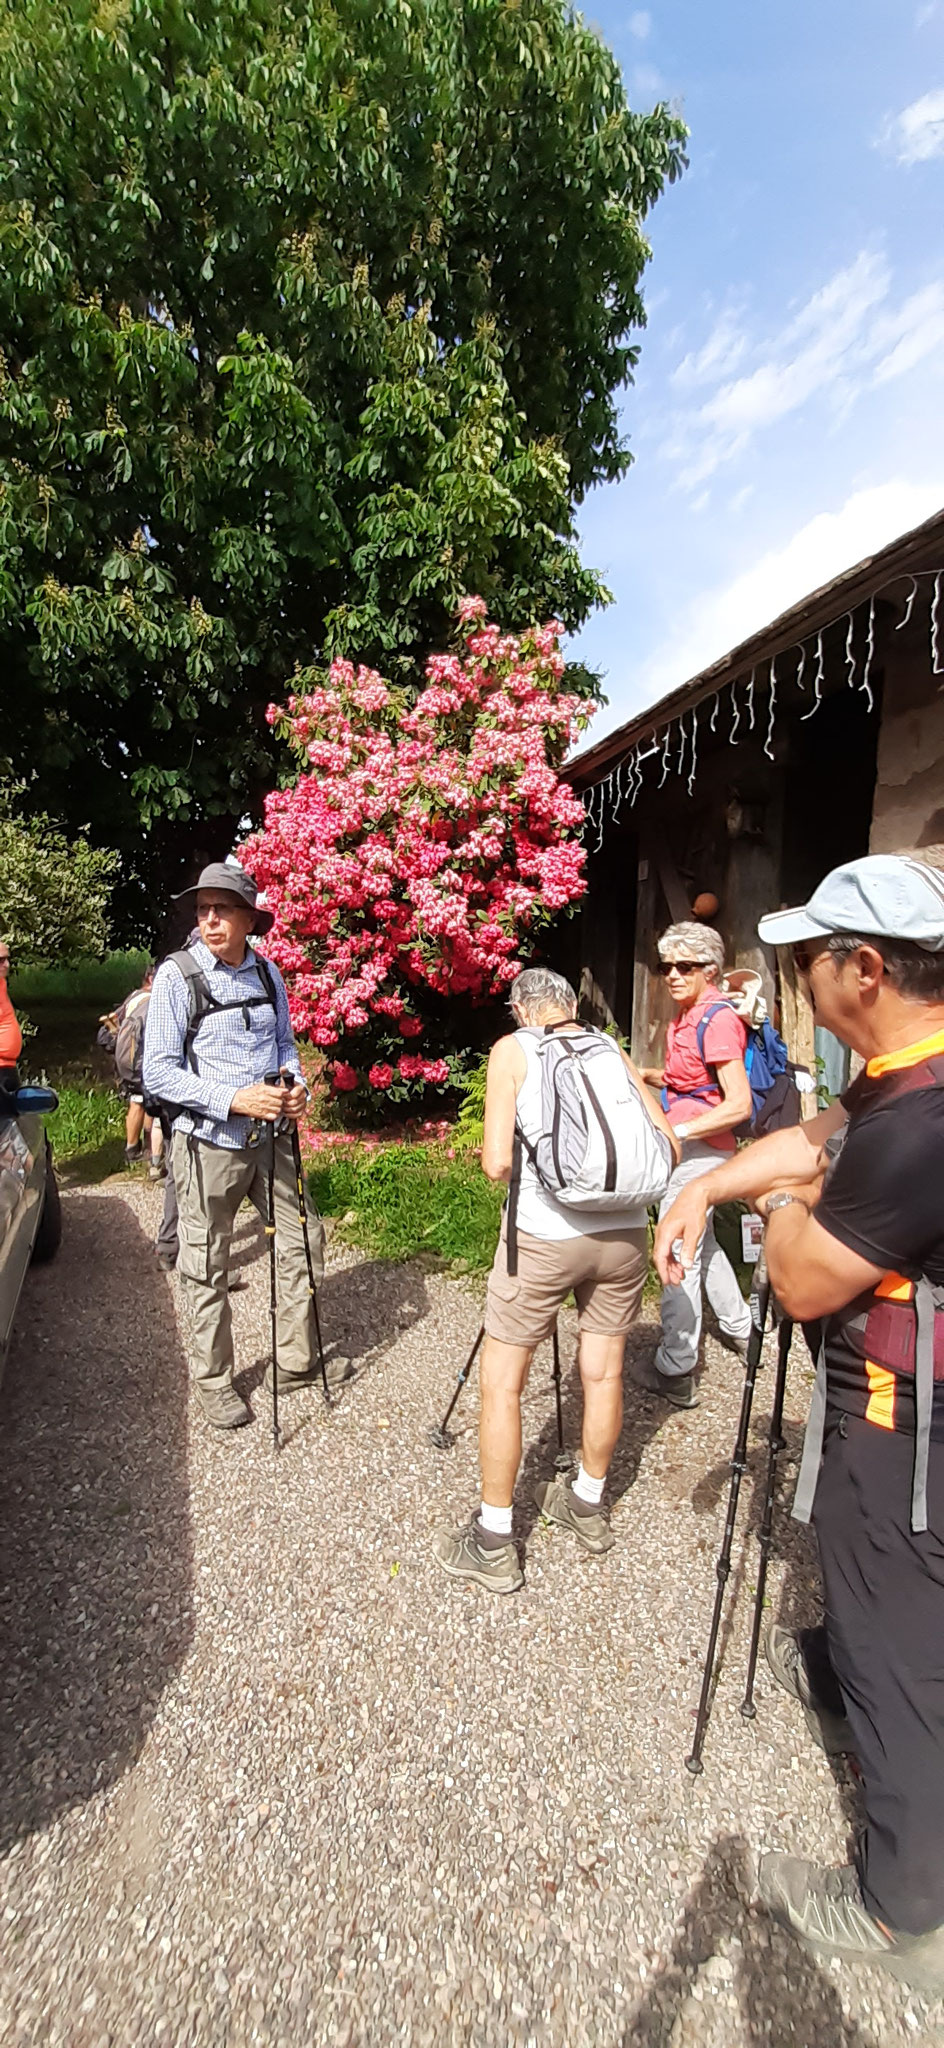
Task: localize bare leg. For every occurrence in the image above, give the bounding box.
[479,1336,533,1507]
[125,1101,145,1149]
[578,1331,627,1479]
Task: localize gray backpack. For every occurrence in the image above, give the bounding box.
[507,1025,673,1273]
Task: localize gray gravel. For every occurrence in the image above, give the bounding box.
[1,1178,942,2047]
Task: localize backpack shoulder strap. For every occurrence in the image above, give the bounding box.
[694,1000,735,1063]
[166,949,214,1069]
[251,952,278,1007]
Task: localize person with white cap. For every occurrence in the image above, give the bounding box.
[143,862,325,1430]
[654,854,944,1992]
[635,920,753,1407]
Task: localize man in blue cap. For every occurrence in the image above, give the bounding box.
[655,854,944,1995]
[144,862,324,1429]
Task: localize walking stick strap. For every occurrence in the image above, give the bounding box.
[791,1339,827,1524]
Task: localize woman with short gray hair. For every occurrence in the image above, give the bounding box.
[636,923,753,1405]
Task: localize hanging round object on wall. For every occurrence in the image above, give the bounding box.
[692,891,719,918]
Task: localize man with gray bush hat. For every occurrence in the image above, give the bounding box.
[655,854,944,1993]
[144,862,325,1430]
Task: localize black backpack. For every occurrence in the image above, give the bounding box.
[145,948,278,1125]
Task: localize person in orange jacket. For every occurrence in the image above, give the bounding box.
[0,940,22,1067]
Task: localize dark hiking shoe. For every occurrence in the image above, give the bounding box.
[263,1355,350,1395]
[432,1519,523,1595]
[758,1855,944,1993]
[633,1356,699,1408]
[534,1476,614,1555]
[148,1158,167,1182]
[765,1625,855,1756]
[198,1384,251,1430]
[156,1248,177,1273]
[123,1143,143,1165]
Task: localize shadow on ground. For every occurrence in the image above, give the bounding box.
[0,1192,193,1855]
[517,1321,679,1545]
[623,1833,882,2047]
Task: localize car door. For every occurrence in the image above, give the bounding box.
[0,1105,43,1376]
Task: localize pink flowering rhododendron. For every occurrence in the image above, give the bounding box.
[244,607,592,1099]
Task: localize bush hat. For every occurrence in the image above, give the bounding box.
[758,855,944,953]
[173,862,274,936]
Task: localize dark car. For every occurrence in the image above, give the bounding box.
[0,1070,61,1389]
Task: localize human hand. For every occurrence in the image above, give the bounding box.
[283,1083,307,1122]
[230,1082,291,1122]
[653,1181,711,1286]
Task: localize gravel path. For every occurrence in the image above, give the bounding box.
[1,1181,942,2047]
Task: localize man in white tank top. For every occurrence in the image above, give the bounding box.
[433,968,679,1594]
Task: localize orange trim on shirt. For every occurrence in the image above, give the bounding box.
[864,1360,897,1430]
[866,1028,944,1078]
[874,1271,914,1302]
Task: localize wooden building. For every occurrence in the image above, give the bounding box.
[563,506,944,1087]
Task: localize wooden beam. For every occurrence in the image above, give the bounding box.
[776,946,817,1118]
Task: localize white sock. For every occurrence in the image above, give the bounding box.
[572,1463,605,1506]
[478,1500,513,1537]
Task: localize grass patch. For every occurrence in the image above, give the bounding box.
[10,950,150,1010]
[47,1082,127,1181]
[308,1142,504,1269]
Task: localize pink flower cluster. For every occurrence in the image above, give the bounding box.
[244,608,592,1097]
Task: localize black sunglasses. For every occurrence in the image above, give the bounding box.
[657,960,708,977]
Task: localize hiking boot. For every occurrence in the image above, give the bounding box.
[156,1248,177,1273]
[534,1476,614,1555]
[432,1519,523,1595]
[123,1143,143,1165]
[758,1854,944,1994]
[263,1353,350,1395]
[633,1356,699,1408]
[765,1625,855,1757]
[197,1383,251,1430]
[148,1158,167,1183]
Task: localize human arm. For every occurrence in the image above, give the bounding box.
[638,1064,664,1086]
[673,1058,753,1142]
[653,1101,848,1284]
[266,960,307,1121]
[481,1035,527,1182]
[619,1048,681,1165]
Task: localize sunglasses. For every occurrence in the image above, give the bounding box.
[657,960,708,977]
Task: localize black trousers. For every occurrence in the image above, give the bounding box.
[810,1412,944,1936]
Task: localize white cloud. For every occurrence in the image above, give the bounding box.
[630,63,664,99]
[632,481,944,708]
[880,88,944,164]
[627,10,651,38]
[917,3,940,27]
[665,253,944,491]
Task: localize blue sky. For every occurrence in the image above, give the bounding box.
[572,0,944,738]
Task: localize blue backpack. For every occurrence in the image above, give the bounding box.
[664,1002,801,1138]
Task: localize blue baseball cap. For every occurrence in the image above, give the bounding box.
[758,855,944,954]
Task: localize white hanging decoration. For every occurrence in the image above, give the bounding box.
[687,703,699,796]
[764,654,778,761]
[658,726,672,787]
[710,695,720,733]
[844,611,856,692]
[897,575,919,632]
[677,711,688,776]
[801,629,825,721]
[861,595,876,713]
[594,780,607,853]
[745,668,756,730]
[729,679,741,746]
[796,642,807,693]
[611,756,625,824]
[932,573,944,678]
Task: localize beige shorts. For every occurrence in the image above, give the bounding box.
[485,1225,648,1347]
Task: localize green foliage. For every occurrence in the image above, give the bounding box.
[0,788,118,965]
[0,0,685,923]
[10,948,150,1008]
[309,1142,504,1268]
[46,1081,125,1177]
[453,1052,490,1151]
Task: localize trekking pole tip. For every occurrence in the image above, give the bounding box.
[684,1753,704,1776]
[428,1425,454,1451]
[740,1700,757,1720]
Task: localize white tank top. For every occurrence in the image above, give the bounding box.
[512,1030,647,1240]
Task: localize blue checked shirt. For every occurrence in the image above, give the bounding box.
[143,940,301,1150]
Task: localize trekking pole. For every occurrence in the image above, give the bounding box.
[685,1259,772,1775]
[740,1310,794,1720]
[428,1325,486,1449]
[551,1327,571,1473]
[280,1070,330,1405]
[264,1124,281,1453]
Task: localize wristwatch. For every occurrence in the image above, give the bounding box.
[675,1122,692,1141]
[763,1191,809,1221]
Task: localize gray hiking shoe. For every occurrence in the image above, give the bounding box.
[263,1354,351,1395]
[432,1519,523,1595]
[765,1625,855,1757]
[759,1855,944,1993]
[632,1356,698,1408]
[198,1383,251,1430]
[534,1476,614,1554]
